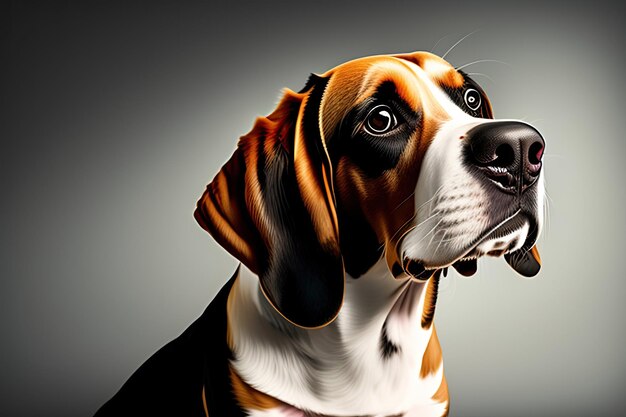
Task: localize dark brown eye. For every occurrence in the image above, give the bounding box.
[364,104,397,134]
[464,88,481,111]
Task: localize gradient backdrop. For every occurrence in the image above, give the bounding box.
[4,1,625,416]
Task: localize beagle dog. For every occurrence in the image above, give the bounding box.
[95,51,544,417]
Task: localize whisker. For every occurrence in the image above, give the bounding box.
[382,185,448,252]
[414,184,446,214]
[439,236,460,244]
[430,33,453,55]
[433,229,450,254]
[466,72,496,84]
[442,29,481,60]
[426,222,449,252]
[392,191,415,213]
[440,230,471,245]
[383,207,442,252]
[544,193,551,238]
[415,215,446,246]
[391,182,445,219]
[379,211,444,254]
[455,59,512,72]
[386,185,446,241]
[413,210,443,231]
[380,212,418,251]
[542,181,554,240]
[544,188,556,207]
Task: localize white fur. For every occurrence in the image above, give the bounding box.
[397,59,543,268]
[226,57,543,417]
[398,116,543,267]
[228,260,445,416]
[246,400,448,417]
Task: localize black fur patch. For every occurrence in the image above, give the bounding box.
[258,76,344,328]
[299,73,324,94]
[441,71,493,119]
[391,262,404,278]
[336,206,383,279]
[325,80,421,278]
[329,81,421,178]
[380,320,401,359]
[94,272,246,416]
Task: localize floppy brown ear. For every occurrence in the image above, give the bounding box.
[194,76,344,328]
[505,244,541,277]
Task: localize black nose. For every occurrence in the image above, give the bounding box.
[465,121,544,194]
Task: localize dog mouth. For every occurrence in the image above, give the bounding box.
[402,210,540,280]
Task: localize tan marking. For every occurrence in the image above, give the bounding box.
[421,273,440,329]
[432,374,450,413]
[229,365,282,410]
[321,55,452,136]
[435,67,465,89]
[294,93,340,246]
[420,326,443,378]
[195,168,260,273]
[242,120,272,248]
[317,54,466,283]
[357,61,424,110]
[530,245,541,266]
[202,385,209,417]
[320,62,367,136]
[322,166,340,236]
[195,94,312,276]
[397,52,464,88]
[225,273,240,350]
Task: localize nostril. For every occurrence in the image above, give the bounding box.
[528,141,544,165]
[493,143,515,168]
[465,122,545,194]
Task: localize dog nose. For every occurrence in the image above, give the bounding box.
[465,121,544,193]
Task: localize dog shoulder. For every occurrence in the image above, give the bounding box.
[94,272,243,417]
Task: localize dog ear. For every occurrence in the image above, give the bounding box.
[195,76,344,328]
[505,245,541,277]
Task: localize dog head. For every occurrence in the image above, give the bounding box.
[195,51,545,328]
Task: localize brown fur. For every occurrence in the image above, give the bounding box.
[420,326,443,378]
[229,366,282,410]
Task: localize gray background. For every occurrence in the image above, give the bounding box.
[3,1,625,416]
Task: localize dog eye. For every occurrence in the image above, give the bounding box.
[364,105,397,134]
[464,89,481,111]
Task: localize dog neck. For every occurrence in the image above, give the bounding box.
[225,258,447,416]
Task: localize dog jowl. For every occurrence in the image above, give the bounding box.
[95,51,545,417]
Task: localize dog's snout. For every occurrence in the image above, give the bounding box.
[465,121,544,193]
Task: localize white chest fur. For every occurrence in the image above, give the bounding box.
[227,260,446,416]
[245,401,448,417]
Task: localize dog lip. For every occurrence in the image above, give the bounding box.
[458,209,528,256]
[401,209,535,273]
[403,259,434,281]
[451,258,478,276]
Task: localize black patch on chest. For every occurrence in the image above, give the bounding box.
[380,320,401,359]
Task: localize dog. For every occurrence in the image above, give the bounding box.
[95,51,544,417]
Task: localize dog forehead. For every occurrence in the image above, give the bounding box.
[319,52,463,137]
[323,51,460,81]
[395,51,465,88]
